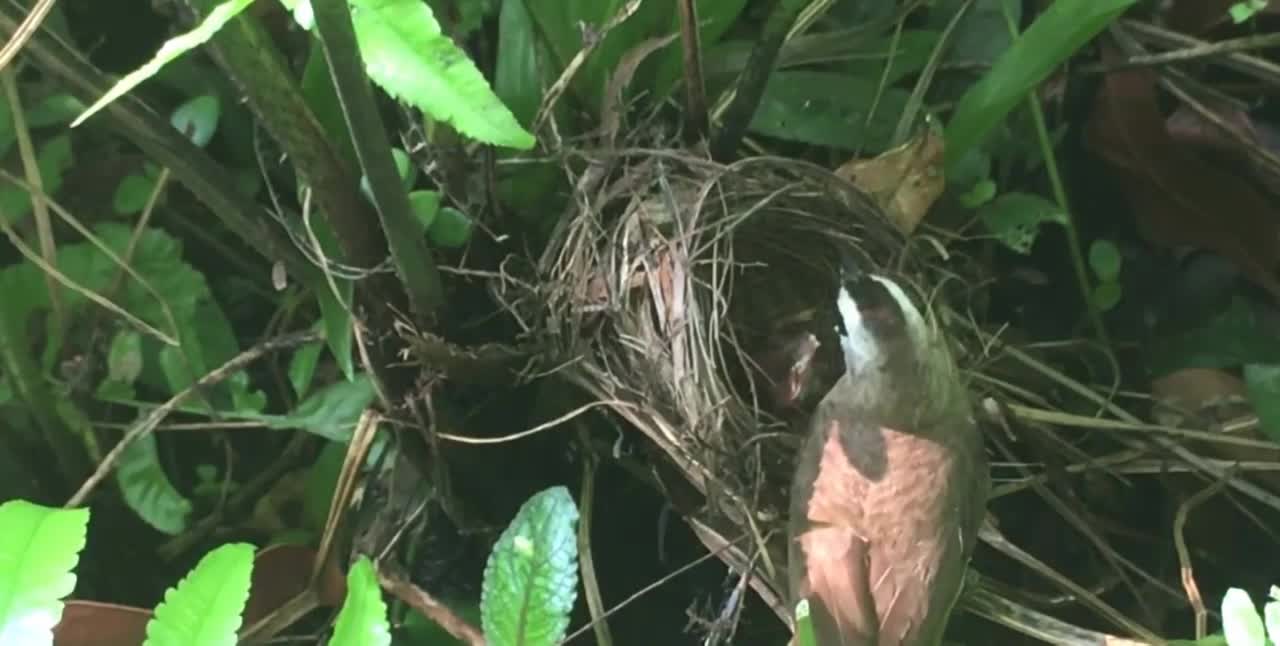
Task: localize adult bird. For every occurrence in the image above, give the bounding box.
[788,271,988,646]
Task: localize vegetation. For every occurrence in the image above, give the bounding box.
[1,0,1279,644]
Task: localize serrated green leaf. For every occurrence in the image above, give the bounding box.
[749,72,909,153]
[481,486,579,646]
[115,431,193,535]
[977,191,1066,254]
[1245,364,1280,446]
[72,0,256,128]
[1222,588,1266,646]
[944,0,1138,171]
[265,374,376,441]
[330,557,391,646]
[0,501,90,646]
[351,0,534,149]
[143,542,254,646]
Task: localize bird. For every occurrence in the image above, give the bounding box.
[787,270,988,646]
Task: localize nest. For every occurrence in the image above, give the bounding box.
[510,146,975,619]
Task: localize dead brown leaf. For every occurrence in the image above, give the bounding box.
[833,129,945,235]
[1085,41,1280,299]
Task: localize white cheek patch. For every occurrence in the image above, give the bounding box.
[836,283,880,371]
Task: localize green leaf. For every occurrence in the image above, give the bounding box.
[72,0,256,128]
[748,71,909,153]
[329,557,391,646]
[360,148,414,202]
[408,190,442,234]
[170,94,221,148]
[265,375,376,442]
[1088,239,1122,282]
[494,0,543,128]
[428,207,473,248]
[303,440,346,532]
[113,172,160,215]
[143,543,255,646]
[1147,297,1280,376]
[115,431,193,535]
[1265,587,1280,645]
[301,36,358,168]
[315,275,356,382]
[1090,281,1122,313]
[0,501,89,646]
[0,133,74,226]
[1221,588,1266,646]
[944,0,1138,171]
[287,335,324,399]
[26,93,85,128]
[976,191,1066,254]
[481,486,580,646]
[651,0,747,100]
[107,328,144,384]
[1245,364,1280,445]
[794,599,816,646]
[351,0,535,149]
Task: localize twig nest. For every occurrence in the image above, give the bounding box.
[513,147,958,609]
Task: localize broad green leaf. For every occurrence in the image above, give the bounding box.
[427,207,473,248]
[264,375,376,442]
[748,72,909,153]
[113,172,160,215]
[0,133,73,225]
[481,486,579,646]
[1221,588,1266,646]
[351,0,534,149]
[944,0,1138,171]
[0,501,89,646]
[408,190,442,234]
[932,0,1018,68]
[301,36,357,168]
[115,431,193,535]
[330,557,391,646]
[495,0,542,128]
[1245,364,1280,445]
[976,191,1066,254]
[1088,239,1122,282]
[144,543,255,646]
[171,94,221,148]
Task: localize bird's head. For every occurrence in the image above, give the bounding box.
[832,268,963,419]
